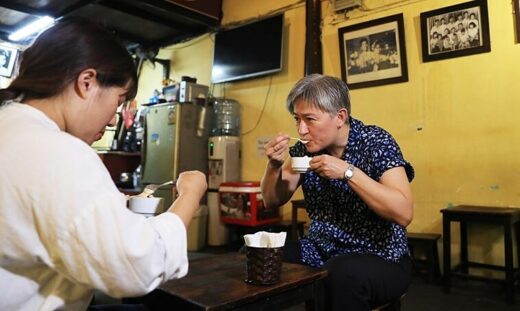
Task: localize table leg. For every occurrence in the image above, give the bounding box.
[504,222,515,304]
[306,278,325,311]
[442,216,451,293]
[460,221,468,274]
[432,239,441,283]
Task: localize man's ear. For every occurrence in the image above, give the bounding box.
[75,69,97,100]
[336,108,349,127]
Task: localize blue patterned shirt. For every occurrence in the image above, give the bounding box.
[289,117,414,268]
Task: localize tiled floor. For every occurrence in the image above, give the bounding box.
[401,275,520,311]
[284,275,520,311]
[190,248,520,310]
[93,249,520,310]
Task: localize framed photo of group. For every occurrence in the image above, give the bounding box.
[338,13,408,89]
[420,0,490,62]
[0,44,19,78]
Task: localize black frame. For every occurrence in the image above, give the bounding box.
[420,0,490,62]
[515,0,520,43]
[0,44,18,78]
[338,13,408,89]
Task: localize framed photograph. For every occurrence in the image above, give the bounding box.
[515,0,520,43]
[0,45,19,78]
[420,0,490,62]
[338,13,408,89]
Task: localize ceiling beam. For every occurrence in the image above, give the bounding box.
[56,0,96,17]
[97,0,200,35]
[0,0,53,16]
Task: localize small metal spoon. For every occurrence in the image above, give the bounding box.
[138,180,175,197]
[290,137,309,144]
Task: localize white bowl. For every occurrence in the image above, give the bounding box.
[291,156,312,173]
[129,197,164,217]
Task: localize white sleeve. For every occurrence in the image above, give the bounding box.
[30,137,189,297]
[51,191,189,297]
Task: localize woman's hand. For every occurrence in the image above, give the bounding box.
[264,134,290,168]
[310,155,349,180]
[176,171,207,198]
[170,170,208,228]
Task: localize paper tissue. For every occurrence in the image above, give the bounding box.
[243,231,286,285]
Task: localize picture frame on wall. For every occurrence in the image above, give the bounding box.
[338,13,408,89]
[0,44,19,78]
[420,0,490,62]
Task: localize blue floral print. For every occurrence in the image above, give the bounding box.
[289,117,414,268]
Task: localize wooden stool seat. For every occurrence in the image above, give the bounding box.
[407,232,441,283]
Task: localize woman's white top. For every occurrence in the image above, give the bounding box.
[0,103,189,310]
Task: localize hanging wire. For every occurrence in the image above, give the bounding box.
[242,75,273,135]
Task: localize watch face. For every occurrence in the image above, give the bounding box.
[344,166,354,179]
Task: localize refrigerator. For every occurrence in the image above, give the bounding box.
[141,102,212,208]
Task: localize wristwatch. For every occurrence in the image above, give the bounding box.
[344,164,355,181]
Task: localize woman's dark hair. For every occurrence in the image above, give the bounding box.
[0,18,137,105]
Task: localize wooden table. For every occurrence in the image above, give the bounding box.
[126,252,327,310]
[441,205,520,304]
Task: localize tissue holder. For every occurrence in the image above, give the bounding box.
[245,246,284,285]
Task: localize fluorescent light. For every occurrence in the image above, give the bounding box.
[9,16,55,41]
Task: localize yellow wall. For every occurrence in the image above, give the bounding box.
[138,0,520,266]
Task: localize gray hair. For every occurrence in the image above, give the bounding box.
[286,74,351,122]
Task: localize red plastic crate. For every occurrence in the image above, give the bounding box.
[218,181,280,226]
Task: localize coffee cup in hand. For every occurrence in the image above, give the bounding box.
[291,156,312,173]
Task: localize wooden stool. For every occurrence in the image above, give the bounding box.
[407,232,441,283]
[441,205,520,304]
[291,199,307,239]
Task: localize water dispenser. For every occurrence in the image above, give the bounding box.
[207,97,241,246]
[211,98,240,137]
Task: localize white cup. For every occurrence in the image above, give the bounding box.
[291,156,312,173]
[129,197,164,217]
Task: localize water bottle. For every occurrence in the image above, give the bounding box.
[122,130,133,152]
[132,165,141,188]
[132,120,144,152]
[211,98,240,137]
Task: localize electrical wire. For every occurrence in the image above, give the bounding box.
[242,75,273,136]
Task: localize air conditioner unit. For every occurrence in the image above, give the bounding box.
[333,0,362,12]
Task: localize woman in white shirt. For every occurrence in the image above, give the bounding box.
[0,18,207,311]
